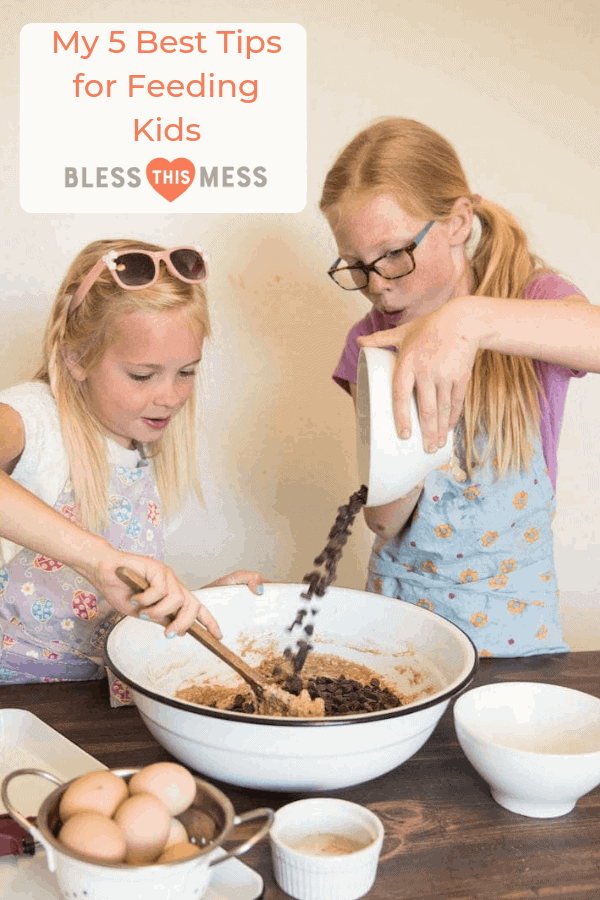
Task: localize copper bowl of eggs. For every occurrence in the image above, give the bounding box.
[105,583,478,792]
[1,765,273,900]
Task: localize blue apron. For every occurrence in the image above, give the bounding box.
[366,428,568,657]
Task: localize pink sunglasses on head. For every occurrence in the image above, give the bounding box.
[69,246,208,316]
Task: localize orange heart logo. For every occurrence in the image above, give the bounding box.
[146,158,195,202]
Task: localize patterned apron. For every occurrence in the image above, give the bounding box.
[366,427,569,657]
[0,452,163,688]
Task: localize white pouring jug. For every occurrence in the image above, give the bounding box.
[356,347,454,508]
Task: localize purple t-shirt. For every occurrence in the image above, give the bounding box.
[332,273,586,490]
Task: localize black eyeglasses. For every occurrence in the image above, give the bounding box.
[328,220,435,290]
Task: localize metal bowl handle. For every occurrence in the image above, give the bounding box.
[209,806,274,867]
[1,768,63,871]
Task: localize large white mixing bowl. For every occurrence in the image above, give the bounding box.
[105,584,477,791]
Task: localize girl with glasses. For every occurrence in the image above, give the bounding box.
[0,239,265,689]
[321,117,600,657]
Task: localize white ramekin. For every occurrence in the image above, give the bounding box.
[269,797,384,900]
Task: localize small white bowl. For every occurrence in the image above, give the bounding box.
[356,347,453,507]
[454,681,600,817]
[269,798,384,900]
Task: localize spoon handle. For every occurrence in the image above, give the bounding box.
[115,566,266,694]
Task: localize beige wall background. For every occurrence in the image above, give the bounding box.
[1,0,599,648]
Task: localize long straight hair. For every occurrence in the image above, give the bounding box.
[35,238,210,532]
[320,117,546,477]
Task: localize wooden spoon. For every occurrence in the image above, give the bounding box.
[115,566,324,718]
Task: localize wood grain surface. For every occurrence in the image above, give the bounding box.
[4,652,600,899]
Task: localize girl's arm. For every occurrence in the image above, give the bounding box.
[358,293,598,451]
[348,386,423,539]
[461,293,598,368]
[362,485,424,541]
[0,403,221,638]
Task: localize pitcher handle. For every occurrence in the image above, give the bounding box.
[1,768,63,871]
[209,807,274,867]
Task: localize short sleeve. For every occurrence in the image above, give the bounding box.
[332,309,405,393]
[525,273,588,380]
[332,321,364,394]
[524,273,589,489]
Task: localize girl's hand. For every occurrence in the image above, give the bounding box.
[84,550,222,639]
[357,297,479,451]
[0,468,220,639]
[202,570,268,596]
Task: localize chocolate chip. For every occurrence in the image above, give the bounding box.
[285,674,303,695]
[292,640,312,674]
[285,485,368,673]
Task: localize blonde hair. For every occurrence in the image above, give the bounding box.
[35,238,210,532]
[320,117,548,477]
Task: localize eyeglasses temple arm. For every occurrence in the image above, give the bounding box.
[413,219,436,246]
[68,256,108,317]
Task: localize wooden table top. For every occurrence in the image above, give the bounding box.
[4,651,600,899]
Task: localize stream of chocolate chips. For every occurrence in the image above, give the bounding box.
[284,484,368,674]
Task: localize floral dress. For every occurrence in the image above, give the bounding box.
[366,426,568,657]
[0,448,163,692]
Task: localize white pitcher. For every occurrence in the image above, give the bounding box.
[356,347,454,508]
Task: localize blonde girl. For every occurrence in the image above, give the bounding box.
[321,118,600,657]
[0,239,263,685]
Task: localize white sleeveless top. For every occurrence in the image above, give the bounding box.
[0,381,156,564]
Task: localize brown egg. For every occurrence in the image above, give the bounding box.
[59,812,127,863]
[157,841,201,864]
[164,816,189,849]
[59,771,129,821]
[128,762,197,816]
[113,792,171,864]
